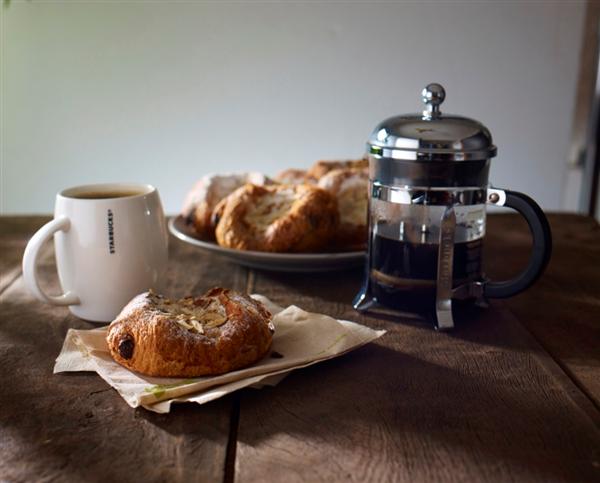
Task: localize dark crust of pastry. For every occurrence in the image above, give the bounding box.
[106,288,274,377]
[214,184,339,252]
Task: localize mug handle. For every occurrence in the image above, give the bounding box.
[22,216,80,306]
[483,188,552,298]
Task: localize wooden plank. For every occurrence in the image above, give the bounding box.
[485,214,600,407]
[0,216,51,294]
[235,243,600,481]
[0,221,247,482]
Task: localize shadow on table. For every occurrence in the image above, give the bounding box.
[250,268,548,357]
[233,343,598,481]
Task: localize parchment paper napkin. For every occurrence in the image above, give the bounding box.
[54,295,385,413]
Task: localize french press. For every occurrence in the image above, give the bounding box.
[353,83,552,330]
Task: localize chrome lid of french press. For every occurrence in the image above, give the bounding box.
[368,83,497,162]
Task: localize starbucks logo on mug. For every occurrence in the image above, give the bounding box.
[107,209,115,254]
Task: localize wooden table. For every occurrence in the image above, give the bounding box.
[1,214,599,482]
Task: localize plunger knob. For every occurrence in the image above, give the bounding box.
[422,83,445,119]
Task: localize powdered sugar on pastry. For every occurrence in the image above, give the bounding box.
[244,187,297,233]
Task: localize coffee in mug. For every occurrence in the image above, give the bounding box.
[69,190,146,200]
[22,183,169,322]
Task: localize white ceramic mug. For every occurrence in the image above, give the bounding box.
[22,183,169,322]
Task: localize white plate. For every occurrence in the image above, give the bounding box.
[168,216,366,273]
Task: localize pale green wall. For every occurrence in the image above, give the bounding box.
[1,1,585,214]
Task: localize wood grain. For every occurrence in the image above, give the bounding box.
[485,214,600,407]
[0,226,247,482]
[234,219,600,482]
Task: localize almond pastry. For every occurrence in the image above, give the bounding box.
[106,288,274,377]
[214,184,338,252]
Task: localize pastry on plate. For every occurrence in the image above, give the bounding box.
[106,288,274,377]
[318,168,369,250]
[214,183,338,252]
[307,158,368,180]
[181,173,272,239]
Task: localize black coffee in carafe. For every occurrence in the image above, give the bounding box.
[369,225,483,314]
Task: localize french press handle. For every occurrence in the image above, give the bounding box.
[484,188,552,298]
